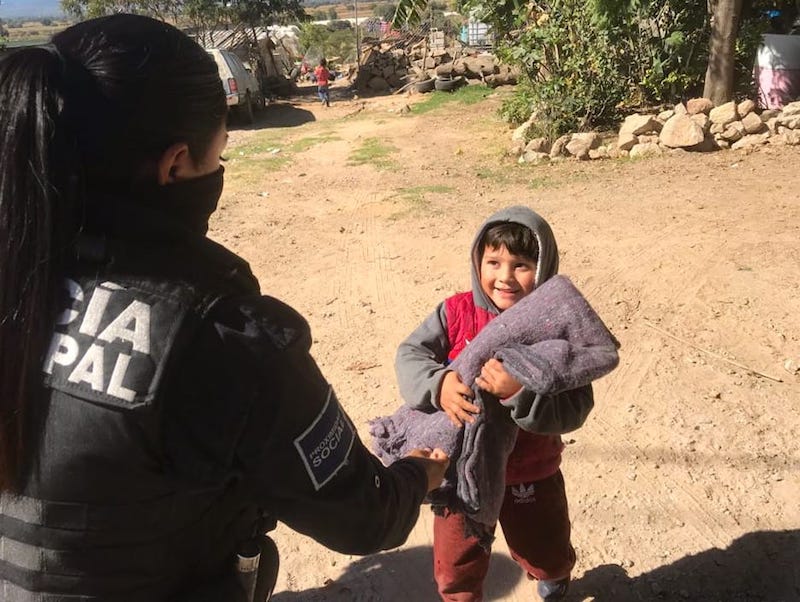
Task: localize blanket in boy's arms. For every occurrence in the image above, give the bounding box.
[369,275,620,546]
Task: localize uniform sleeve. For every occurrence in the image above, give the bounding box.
[499,384,595,435]
[164,295,428,556]
[394,303,452,411]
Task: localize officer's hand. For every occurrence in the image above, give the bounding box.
[439,371,479,428]
[405,448,450,493]
[475,358,522,399]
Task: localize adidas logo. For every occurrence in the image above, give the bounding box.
[511,483,536,503]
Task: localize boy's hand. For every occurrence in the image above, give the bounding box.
[405,448,450,492]
[476,359,522,399]
[439,370,479,428]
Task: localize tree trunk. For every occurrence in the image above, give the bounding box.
[702,0,744,105]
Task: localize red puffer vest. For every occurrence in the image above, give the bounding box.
[445,292,564,484]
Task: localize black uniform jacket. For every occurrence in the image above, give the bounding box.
[0,190,427,601]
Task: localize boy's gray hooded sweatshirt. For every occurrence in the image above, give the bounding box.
[395,205,593,434]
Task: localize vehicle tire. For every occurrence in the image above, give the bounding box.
[434,76,465,92]
[239,92,255,124]
[415,77,436,93]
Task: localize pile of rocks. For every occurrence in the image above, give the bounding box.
[354,45,411,91]
[433,55,517,88]
[513,98,800,164]
[353,39,515,92]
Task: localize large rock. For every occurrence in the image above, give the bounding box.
[720,121,745,142]
[741,111,767,134]
[780,130,800,145]
[760,108,781,122]
[709,122,726,135]
[524,137,550,153]
[512,121,533,142]
[673,102,688,116]
[781,100,800,116]
[777,114,800,129]
[436,62,455,76]
[731,133,770,150]
[617,131,638,151]
[620,113,661,136]
[549,134,572,158]
[687,97,714,115]
[766,117,780,135]
[637,134,660,145]
[737,98,756,117]
[519,150,549,164]
[452,60,468,76]
[508,139,526,156]
[659,114,705,148]
[629,142,663,159]
[484,72,516,88]
[462,56,495,78]
[566,132,600,159]
[709,101,739,126]
[690,113,711,133]
[412,57,436,69]
[657,109,675,123]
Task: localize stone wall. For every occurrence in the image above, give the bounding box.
[513,98,800,164]
[352,39,516,92]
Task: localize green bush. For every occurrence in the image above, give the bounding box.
[495,0,628,136]
[462,0,774,139]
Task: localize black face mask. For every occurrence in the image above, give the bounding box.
[137,165,225,236]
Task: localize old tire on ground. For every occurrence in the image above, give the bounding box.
[415,77,436,93]
[434,76,465,92]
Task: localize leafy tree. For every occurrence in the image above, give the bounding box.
[61,0,183,20]
[226,0,305,28]
[185,0,227,46]
[326,7,338,20]
[299,22,329,53]
[298,20,356,63]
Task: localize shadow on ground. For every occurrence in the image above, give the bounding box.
[271,545,522,601]
[571,530,800,601]
[271,530,800,601]
[229,102,316,131]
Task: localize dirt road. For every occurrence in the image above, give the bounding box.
[214,83,800,601]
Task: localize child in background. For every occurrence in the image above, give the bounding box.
[314,57,332,107]
[395,206,596,601]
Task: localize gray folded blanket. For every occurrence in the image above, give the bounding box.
[369,275,619,545]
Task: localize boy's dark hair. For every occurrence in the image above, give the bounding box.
[320,57,327,67]
[479,222,539,262]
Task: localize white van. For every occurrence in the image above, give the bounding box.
[207,48,265,123]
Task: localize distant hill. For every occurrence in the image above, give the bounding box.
[1,0,64,19]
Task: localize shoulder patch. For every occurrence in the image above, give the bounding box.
[42,278,189,411]
[294,388,356,490]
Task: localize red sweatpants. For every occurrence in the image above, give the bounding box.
[433,470,576,602]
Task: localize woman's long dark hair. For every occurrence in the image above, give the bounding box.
[0,14,226,492]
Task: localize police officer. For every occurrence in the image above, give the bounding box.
[0,14,449,601]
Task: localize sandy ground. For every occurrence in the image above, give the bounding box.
[212,82,800,601]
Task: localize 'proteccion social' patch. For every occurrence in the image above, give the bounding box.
[294,388,355,490]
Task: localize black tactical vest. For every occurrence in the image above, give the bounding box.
[0,224,262,601]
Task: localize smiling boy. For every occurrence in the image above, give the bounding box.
[395,206,595,601]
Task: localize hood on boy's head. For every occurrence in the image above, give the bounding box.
[470,205,559,313]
